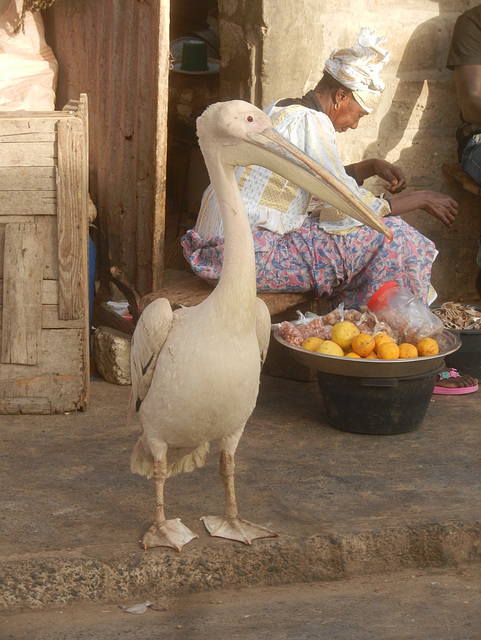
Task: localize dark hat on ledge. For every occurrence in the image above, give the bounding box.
[171,38,220,75]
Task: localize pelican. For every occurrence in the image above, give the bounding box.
[130,100,391,551]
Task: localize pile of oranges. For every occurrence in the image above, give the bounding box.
[300,320,439,360]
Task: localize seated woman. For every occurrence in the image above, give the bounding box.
[446,5,481,299]
[182,28,458,312]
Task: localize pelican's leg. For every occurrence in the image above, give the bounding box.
[142,457,198,551]
[201,450,279,544]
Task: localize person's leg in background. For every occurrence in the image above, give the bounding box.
[461,135,481,299]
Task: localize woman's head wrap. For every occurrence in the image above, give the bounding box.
[324,28,389,113]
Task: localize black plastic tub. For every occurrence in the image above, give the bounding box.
[444,328,481,379]
[316,367,442,435]
[433,306,481,379]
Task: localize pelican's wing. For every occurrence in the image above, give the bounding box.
[255,298,271,365]
[130,297,173,412]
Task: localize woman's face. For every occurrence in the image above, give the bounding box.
[331,93,368,133]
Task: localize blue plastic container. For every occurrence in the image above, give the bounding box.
[88,236,96,329]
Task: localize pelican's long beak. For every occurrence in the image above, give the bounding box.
[228,126,392,241]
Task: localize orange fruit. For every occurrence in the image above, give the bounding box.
[351,333,376,357]
[301,336,324,351]
[398,343,418,359]
[331,321,360,351]
[316,340,344,357]
[377,341,400,360]
[345,351,362,358]
[417,337,439,357]
[374,332,394,352]
[366,351,378,359]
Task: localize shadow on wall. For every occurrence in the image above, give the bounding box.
[364,1,461,188]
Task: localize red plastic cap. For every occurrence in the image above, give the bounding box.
[367,281,399,311]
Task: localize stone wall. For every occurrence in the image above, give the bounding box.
[218,0,481,302]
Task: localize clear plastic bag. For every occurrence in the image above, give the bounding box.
[275,303,395,345]
[368,282,443,344]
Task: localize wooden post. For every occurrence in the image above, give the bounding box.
[56,117,89,321]
[152,0,170,291]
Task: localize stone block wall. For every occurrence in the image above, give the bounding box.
[218,0,481,302]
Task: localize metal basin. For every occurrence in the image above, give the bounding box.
[272,327,461,379]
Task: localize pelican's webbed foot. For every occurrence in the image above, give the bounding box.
[142,518,198,551]
[201,515,279,545]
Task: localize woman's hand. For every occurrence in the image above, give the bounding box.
[350,158,407,193]
[420,191,459,228]
[389,190,459,228]
[371,159,407,194]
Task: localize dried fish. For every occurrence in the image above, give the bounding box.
[432,302,481,330]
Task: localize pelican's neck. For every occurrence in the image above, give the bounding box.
[205,153,257,318]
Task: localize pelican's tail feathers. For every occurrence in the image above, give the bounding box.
[167,443,210,478]
[131,439,210,479]
[131,436,155,479]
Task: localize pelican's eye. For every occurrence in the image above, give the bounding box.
[246,115,254,123]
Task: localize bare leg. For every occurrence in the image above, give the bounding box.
[201,451,278,544]
[142,457,197,551]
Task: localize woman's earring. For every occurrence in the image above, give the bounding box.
[334,103,339,111]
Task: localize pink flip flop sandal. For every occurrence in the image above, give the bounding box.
[433,368,479,395]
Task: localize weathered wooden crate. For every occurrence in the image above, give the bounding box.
[0,94,90,414]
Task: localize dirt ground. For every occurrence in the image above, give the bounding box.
[1,371,481,615]
[2,565,481,640]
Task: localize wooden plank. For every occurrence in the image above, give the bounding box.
[0,113,73,134]
[42,279,58,304]
[37,218,58,279]
[0,191,56,216]
[57,117,89,320]
[0,217,57,279]
[0,278,58,304]
[0,109,81,138]
[0,118,58,136]
[0,328,89,413]
[442,162,481,197]
[0,218,58,279]
[0,329,85,379]
[0,305,84,330]
[0,166,56,191]
[0,397,52,414]
[41,305,85,328]
[62,99,80,111]
[46,0,165,296]
[0,142,56,167]
[1,222,43,365]
[0,131,56,143]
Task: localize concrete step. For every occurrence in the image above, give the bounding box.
[1,376,480,611]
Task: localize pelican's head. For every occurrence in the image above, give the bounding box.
[197,100,273,149]
[197,100,392,241]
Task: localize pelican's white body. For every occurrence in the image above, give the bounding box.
[130,103,274,479]
[138,294,262,457]
[129,100,390,541]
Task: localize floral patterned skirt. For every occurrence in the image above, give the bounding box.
[181,216,437,309]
